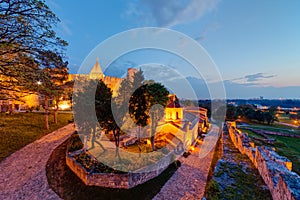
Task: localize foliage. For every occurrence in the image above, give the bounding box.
[0,0,67,94]
[206,180,222,200]
[67,133,84,152]
[129,82,169,150]
[198,100,212,118]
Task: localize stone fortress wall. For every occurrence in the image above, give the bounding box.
[226,121,300,200]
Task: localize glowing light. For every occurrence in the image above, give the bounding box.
[146,139,151,145]
[37,81,42,85]
[58,101,71,110]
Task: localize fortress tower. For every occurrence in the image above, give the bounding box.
[89,58,104,80]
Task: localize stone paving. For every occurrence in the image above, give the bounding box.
[0,123,218,200]
[0,123,75,200]
[153,125,219,200]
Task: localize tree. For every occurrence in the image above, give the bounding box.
[115,78,132,105]
[0,0,67,94]
[37,51,68,129]
[255,110,264,123]
[129,84,149,136]
[132,68,144,91]
[147,83,169,150]
[226,105,237,121]
[198,100,211,118]
[244,107,256,121]
[264,106,277,125]
[129,82,169,151]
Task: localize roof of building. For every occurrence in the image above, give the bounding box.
[90,58,103,74]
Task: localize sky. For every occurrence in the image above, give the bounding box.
[46,0,300,99]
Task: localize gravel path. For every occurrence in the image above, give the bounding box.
[153,125,219,200]
[0,124,75,200]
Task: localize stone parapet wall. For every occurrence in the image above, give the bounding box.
[66,152,173,189]
[226,122,300,200]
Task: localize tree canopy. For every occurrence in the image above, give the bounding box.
[0,0,68,95]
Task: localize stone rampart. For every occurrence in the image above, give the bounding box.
[226,122,300,200]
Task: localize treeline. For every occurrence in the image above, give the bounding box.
[227,99,300,109]
[223,105,277,125]
[198,100,280,125]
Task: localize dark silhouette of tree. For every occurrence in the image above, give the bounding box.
[147,83,169,150]
[244,107,256,121]
[198,100,211,118]
[226,105,237,121]
[129,84,149,131]
[130,82,169,150]
[264,106,277,125]
[255,110,264,123]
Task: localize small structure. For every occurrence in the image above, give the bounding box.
[165,94,183,121]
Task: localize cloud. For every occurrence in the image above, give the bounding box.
[228,73,276,86]
[58,19,72,36]
[47,0,61,10]
[244,73,276,82]
[124,0,220,28]
[194,22,220,41]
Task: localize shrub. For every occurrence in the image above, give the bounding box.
[68,133,84,152]
[206,180,222,200]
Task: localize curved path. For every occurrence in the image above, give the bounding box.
[153,125,219,200]
[0,124,75,200]
[1,123,218,200]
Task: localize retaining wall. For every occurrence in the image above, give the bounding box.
[226,122,300,200]
[66,151,174,189]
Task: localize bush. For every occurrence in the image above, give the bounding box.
[75,152,95,172]
[183,152,190,158]
[68,133,84,152]
[206,180,222,200]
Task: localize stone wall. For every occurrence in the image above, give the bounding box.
[66,151,174,189]
[226,122,300,200]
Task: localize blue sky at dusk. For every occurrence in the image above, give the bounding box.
[46,0,300,99]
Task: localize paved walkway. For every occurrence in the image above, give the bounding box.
[0,124,75,200]
[153,125,219,200]
[1,123,218,200]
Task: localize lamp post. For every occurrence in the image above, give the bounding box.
[37,81,42,111]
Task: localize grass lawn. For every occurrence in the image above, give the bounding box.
[268,135,300,175]
[238,121,300,135]
[239,122,300,175]
[0,112,73,162]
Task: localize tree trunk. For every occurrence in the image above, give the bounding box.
[138,126,141,142]
[150,113,155,151]
[113,129,121,162]
[54,99,58,124]
[11,100,15,113]
[45,95,49,130]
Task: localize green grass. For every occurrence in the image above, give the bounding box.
[0,112,73,162]
[268,135,300,174]
[241,122,300,175]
